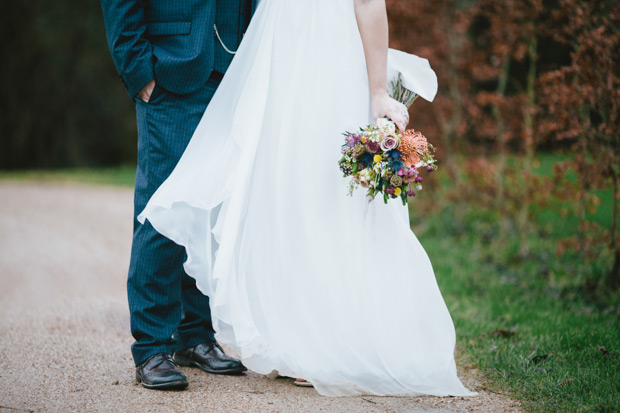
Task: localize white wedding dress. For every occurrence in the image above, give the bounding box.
[139,0,475,397]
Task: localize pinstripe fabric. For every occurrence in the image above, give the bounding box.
[99,0,257,366]
[128,78,220,365]
[101,0,257,98]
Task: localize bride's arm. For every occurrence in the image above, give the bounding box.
[354,0,409,131]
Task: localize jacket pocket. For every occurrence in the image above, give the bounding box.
[146,22,192,36]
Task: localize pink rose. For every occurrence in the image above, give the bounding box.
[380,135,399,151]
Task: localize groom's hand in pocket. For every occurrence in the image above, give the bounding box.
[138,79,156,103]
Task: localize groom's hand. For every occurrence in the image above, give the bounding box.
[138,79,156,103]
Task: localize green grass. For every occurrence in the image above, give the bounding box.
[412,152,620,412]
[0,166,136,187]
[3,157,619,412]
[421,221,619,412]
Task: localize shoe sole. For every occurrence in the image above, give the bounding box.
[136,372,189,390]
[174,354,247,375]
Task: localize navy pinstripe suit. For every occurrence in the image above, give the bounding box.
[100,0,257,366]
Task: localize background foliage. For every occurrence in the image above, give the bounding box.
[0,0,136,169]
[387,0,619,293]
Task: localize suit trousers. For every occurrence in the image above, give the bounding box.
[128,74,222,366]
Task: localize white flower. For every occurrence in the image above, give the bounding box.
[376,117,396,133]
[357,169,372,188]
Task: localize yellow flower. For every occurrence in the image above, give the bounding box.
[373,154,382,163]
[394,187,402,196]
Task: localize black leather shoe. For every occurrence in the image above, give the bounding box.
[174,342,247,375]
[135,353,189,390]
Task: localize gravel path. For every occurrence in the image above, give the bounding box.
[0,181,521,412]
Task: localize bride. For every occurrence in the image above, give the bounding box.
[139,0,475,397]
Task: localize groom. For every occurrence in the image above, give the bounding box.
[100,0,257,390]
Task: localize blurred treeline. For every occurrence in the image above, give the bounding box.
[0,1,616,168]
[0,0,135,169]
[387,0,619,293]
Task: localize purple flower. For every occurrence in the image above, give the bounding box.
[407,190,416,197]
[345,133,361,147]
[397,168,405,176]
[427,165,435,172]
[366,140,380,153]
[415,176,423,183]
[385,186,395,195]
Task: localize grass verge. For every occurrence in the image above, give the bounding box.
[413,152,619,412]
[0,166,136,187]
[420,216,619,412]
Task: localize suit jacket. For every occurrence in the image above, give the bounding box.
[100,0,257,98]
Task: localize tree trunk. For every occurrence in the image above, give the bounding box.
[518,34,538,257]
[611,251,620,290]
[576,105,590,254]
[433,7,463,184]
[432,6,466,230]
[494,54,511,245]
[609,167,620,289]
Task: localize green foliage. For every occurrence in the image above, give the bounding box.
[425,215,620,412]
[411,153,620,412]
[0,0,136,169]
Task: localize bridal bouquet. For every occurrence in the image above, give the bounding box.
[338,49,439,205]
[339,119,436,205]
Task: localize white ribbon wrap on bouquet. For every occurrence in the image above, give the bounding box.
[387,48,438,102]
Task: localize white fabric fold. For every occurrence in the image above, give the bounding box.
[388,48,438,102]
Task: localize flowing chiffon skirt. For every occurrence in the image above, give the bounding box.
[139,0,475,397]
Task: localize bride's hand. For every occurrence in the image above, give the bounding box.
[371,93,410,132]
